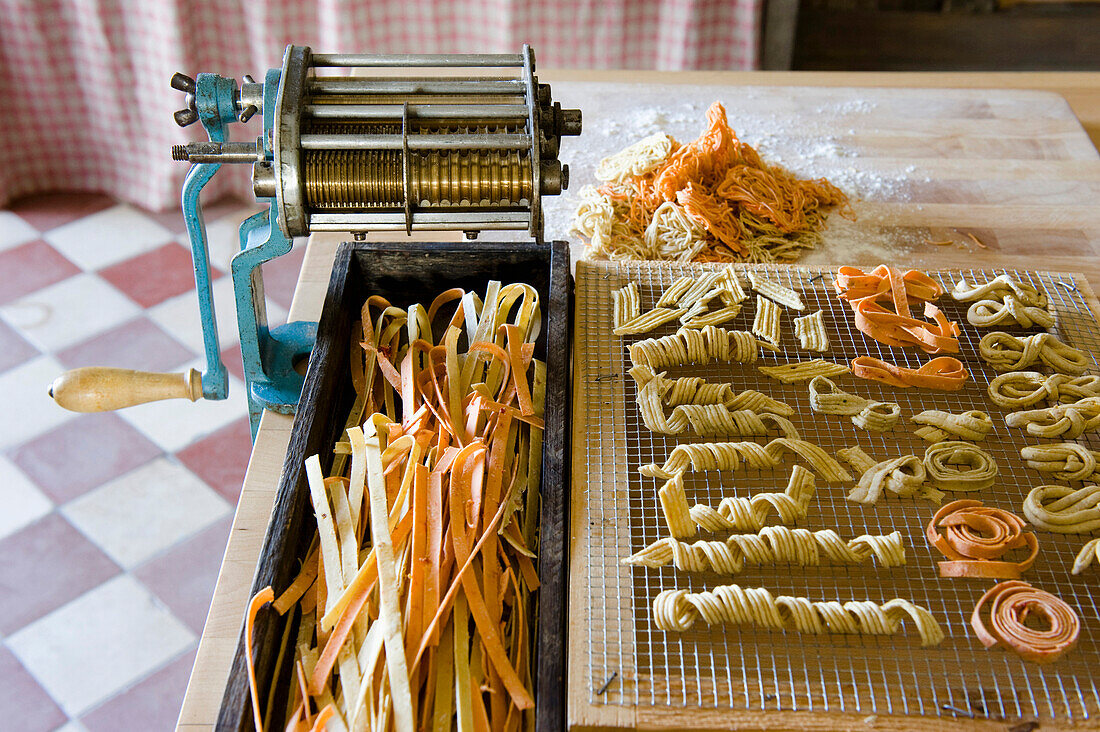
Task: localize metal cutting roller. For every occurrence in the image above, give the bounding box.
[48,44,580,435]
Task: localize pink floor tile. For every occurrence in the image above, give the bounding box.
[147,195,255,234]
[220,343,245,382]
[99,242,220,309]
[7,192,115,233]
[261,243,306,311]
[55,317,195,374]
[0,317,38,374]
[80,647,195,732]
[175,417,252,503]
[0,513,120,635]
[133,516,232,634]
[0,240,81,306]
[0,646,67,732]
[8,412,163,504]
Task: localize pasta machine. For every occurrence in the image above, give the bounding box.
[49,44,580,435]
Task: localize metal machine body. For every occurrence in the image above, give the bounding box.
[163,44,579,435]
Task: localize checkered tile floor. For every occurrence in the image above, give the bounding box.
[0,192,304,731]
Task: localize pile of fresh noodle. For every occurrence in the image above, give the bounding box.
[571,102,852,263]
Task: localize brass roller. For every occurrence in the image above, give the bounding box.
[304,149,531,209]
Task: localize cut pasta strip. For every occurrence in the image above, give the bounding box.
[641,437,851,482]
[1005,397,1100,440]
[793,310,829,352]
[912,409,993,443]
[759,359,849,384]
[629,326,777,370]
[989,371,1100,409]
[971,581,1078,664]
[654,584,944,646]
[751,295,782,345]
[749,271,805,311]
[612,282,640,330]
[838,445,939,505]
[979,331,1090,375]
[923,441,997,492]
[1023,484,1100,533]
[808,376,900,432]
[655,276,696,308]
[1021,442,1100,483]
[681,304,743,329]
[926,499,1037,579]
[851,355,969,391]
[612,307,687,336]
[834,265,959,354]
[625,527,905,574]
[1072,538,1100,575]
[628,364,793,415]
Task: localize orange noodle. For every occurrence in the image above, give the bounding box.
[572,102,852,263]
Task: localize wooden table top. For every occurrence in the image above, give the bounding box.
[177,71,1100,731]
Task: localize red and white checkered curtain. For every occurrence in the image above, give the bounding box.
[0,0,761,212]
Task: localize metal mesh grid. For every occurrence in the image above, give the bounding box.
[576,259,1100,724]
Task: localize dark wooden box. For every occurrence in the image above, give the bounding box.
[217,241,572,731]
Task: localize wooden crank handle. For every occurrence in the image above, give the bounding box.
[49,367,203,412]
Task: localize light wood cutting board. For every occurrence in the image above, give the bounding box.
[542,83,1100,282]
[556,85,1100,731]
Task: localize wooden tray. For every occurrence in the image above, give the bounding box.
[216,240,572,731]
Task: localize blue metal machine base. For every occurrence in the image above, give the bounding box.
[178,70,317,440]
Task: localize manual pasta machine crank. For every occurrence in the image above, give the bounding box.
[49,44,581,436]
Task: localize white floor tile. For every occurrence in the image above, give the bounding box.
[117,361,248,452]
[44,204,173,270]
[0,211,39,251]
[146,275,288,354]
[0,355,75,449]
[0,273,140,352]
[53,721,89,732]
[8,574,195,716]
[0,456,53,540]
[203,214,244,273]
[62,458,230,568]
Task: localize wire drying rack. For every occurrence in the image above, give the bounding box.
[572,259,1100,727]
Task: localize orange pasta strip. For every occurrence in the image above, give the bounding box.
[273,541,318,615]
[834,265,958,353]
[852,355,970,391]
[246,586,275,732]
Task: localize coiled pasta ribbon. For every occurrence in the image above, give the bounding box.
[834,265,959,354]
[629,326,776,370]
[808,376,900,432]
[1005,397,1100,440]
[923,441,997,492]
[1021,442,1100,483]
[624,527,905,574]
[629,365,793,414]
[911,409,993,443]
[971,581,1079,664]
[851,356,969,391]
[640,437,851,482]
[978,332,1090,375]
[988,371,1100,409]
[631,365,797,437]
[925,499,1037,579]
[654,584,945,647]
[658,465,816,539]
[1022,483,1100,533]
